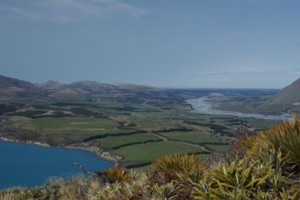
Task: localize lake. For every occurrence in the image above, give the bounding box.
[0,140,114,189]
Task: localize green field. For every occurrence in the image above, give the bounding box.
[94,133,161,149]
[205,144,229,152]
[128,115,181,131]
[33,117,117,129]
[32,117,121,135]
[160,131,230,144]
[112,141,206,163]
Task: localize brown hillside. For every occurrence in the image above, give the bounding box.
[263,77,300,113]
[0,75,45,98]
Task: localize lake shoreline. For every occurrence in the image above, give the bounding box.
[0,136,120,165]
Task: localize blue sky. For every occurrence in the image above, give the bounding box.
[0,0,300,88]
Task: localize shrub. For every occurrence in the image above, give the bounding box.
[149,154,208,199]
[249,117,300,171]
[149,154,208,185]
[0,187,44,200]
[103,167,133,184]
[230,135,257,158]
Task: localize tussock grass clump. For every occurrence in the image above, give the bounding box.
[103,167,133,184]
[0,175,105,200]
[149,154,209,184]
[46,176,92,200]
[0,187,44,200]
[253,117,300,169]
[95,171,179,200]
[148,154,209,199]
[231,116,300,171]
[193,150,300,199]
[230,135,257,157]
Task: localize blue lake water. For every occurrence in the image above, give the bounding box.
[0,140,114,189]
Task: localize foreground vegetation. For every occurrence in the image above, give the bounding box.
[1,117,300,199]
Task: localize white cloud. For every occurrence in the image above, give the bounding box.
[0,0,147,23]
[0,5,42,20]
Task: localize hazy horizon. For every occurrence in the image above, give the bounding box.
[1,0,300,88]
[0,73,284,90]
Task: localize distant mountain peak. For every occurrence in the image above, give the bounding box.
[39,80,64,90]
[113,82,157,90]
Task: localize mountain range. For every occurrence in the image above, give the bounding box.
[0,75,156,100]
[1,74,300,114]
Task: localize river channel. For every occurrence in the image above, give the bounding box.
[186,97,290,121]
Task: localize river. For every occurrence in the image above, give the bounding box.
[0,140,113,189]
[186,97,290,121]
